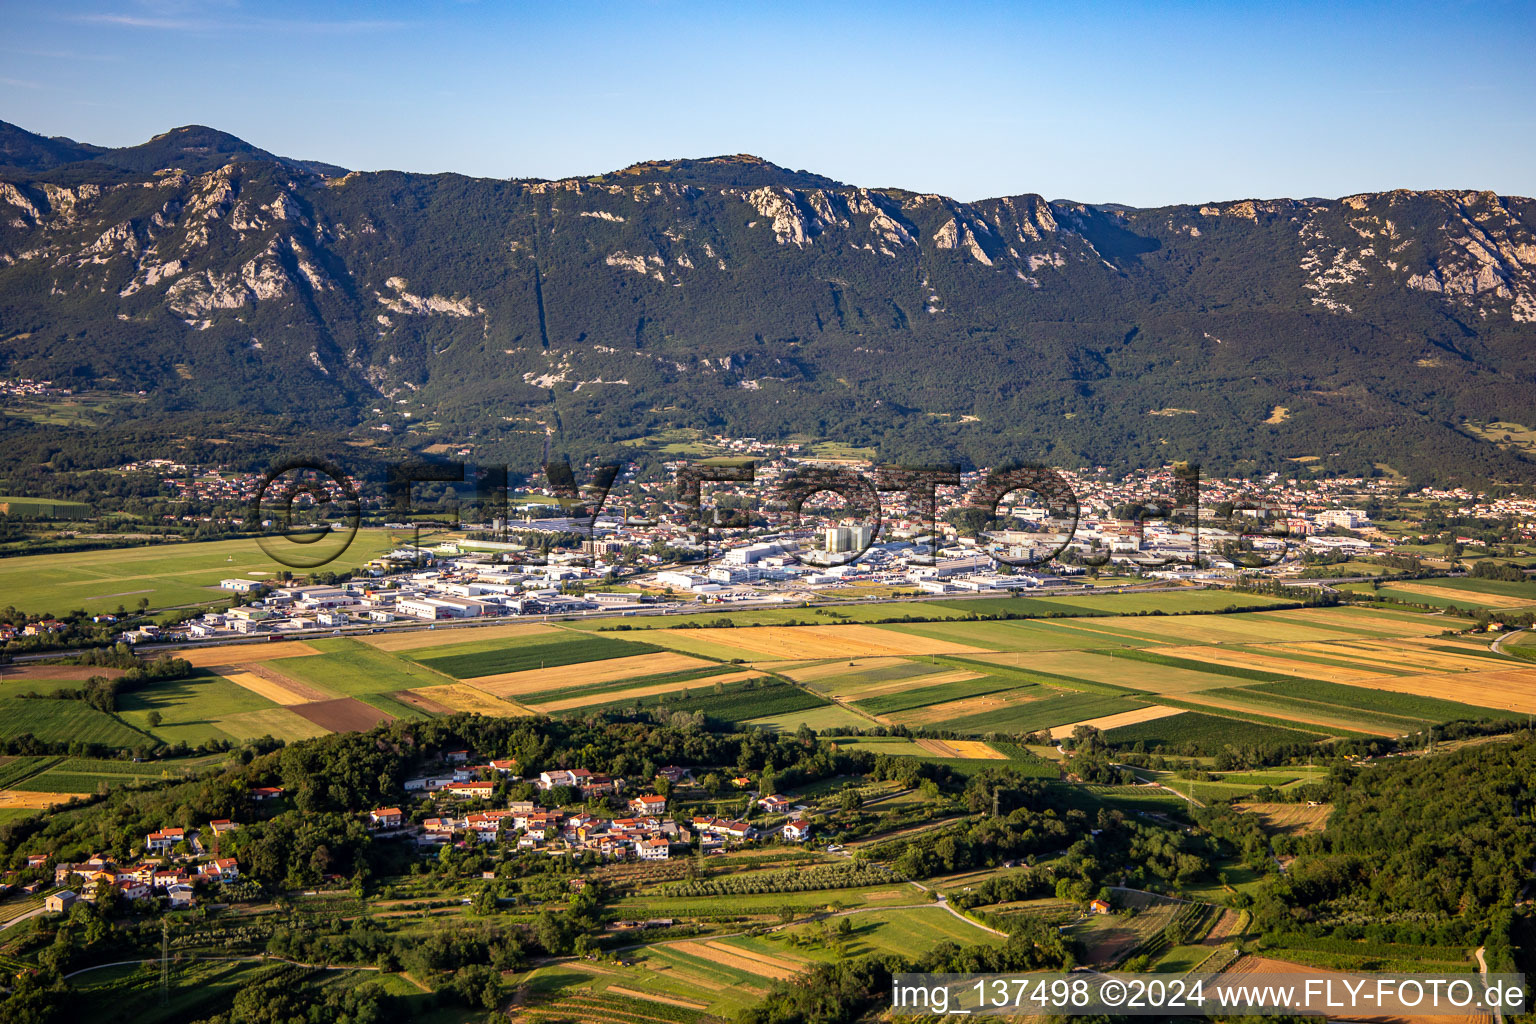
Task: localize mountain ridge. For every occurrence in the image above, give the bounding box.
[2,118,1535,485]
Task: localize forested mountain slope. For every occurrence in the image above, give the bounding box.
[3,120,1535,481]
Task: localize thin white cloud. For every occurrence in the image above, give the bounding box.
[73,11,409,33]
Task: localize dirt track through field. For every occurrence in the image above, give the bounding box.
[468,652,714,697]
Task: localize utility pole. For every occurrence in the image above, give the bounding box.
[160,919,170,1005]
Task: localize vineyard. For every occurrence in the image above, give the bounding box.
[660,863,897,897]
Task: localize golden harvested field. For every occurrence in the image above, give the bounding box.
[468,651,715,697]
[1329,666,1536,714]
[1346,639,1503,673]
[1388,582,1536,609]
[212,664,328,705]
[653,624,989,660]
[393,689,453,713]
[1154,645,1387,683]
[914,738,1007,759]
[1218,955,1486,1024]
[359,622,560,652]
[1236,803,1332,835]
[668,940,799,981]
[408,683,528,717]
[0,664,125,681]
[529,670,763,712]
[180,640,320,667]
[1049,704,1185,740]
[0,789,85,809]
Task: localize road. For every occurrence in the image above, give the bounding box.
[1491,628,1530,660]
[1475,945,1504,1024]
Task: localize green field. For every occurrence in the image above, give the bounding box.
[853,677,1024,715]
[926,693,1151,735]
[0,495,93,518]
[1102,711,1320,750]
[116,671,282,745]
[520,665,738,705]
[568,679,829,722]
[746,704,875,732]
[0,697,150,748]
[412,633,661,678]
[0,530,411,617]
[1219,679,1519,727]
[275,639,458,695]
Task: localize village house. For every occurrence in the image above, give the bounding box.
[758,795,790,814]
[369,807,404,829]
[167,883,195,908]
[145,828,185,854]
[117,880,152,901]
[200,858,239,882]
[631,794,667,815]
[208,819,239,836]
[44,891,76,913]
[248,786,285,801]
[443,780,495,799]
[782,819,812,843]
[635,838,670,860]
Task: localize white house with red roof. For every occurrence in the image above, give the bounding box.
[631,794,667,815]
[145,828,185,854]
[369,807,404,829]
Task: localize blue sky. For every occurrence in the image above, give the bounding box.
[3,0,1533,206]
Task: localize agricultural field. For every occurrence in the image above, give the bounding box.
[1343,576,1536,611]
[16,592,1525,758]
[0,696,150,748]
[1103,711,1322,750]
[411,632,662,679]
[1236,802,1333,835]
[0,529,411,617]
